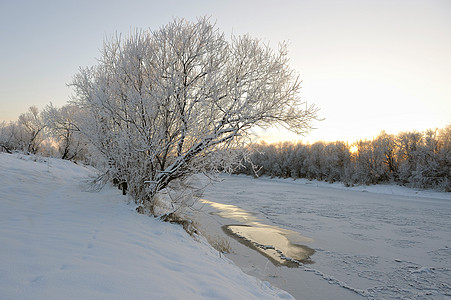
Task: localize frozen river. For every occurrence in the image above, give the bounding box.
[195,175,451,299]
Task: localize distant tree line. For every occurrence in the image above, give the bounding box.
[0,104,88,161]
[235,128,451,192]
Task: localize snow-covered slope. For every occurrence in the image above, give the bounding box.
[0,153,292,299]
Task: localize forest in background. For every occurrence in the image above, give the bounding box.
[237,128,451,192]
[1,105,450,192]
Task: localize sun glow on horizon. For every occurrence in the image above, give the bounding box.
[254,118,451,146]
[349,145,359,154]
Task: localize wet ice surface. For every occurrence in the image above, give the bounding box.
[198,175,451,300]
[224,224,315,266]
[201,199,315,266]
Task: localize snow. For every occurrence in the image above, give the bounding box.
[198,174,451,299]
[0,153,293,300]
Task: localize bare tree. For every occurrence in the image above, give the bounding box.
[42,103,86,160]
[17,106,46,154]
[0,121,14,153]
[70,17,319,213]
[373,131,398,181]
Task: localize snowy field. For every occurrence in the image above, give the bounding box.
[0,153,292,299]
[199,175,451,299]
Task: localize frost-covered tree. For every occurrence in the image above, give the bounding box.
[70,18,319,213]
[437,125,451,191]
[323,142,351,183]
[373,131,398,181]
[354,139,388,184]
[396,131,422,183]
[304,142,325,180]
[0,121,15,153]
[289,144,308,178]
[17,106,46,154]
[42,103,86,160]
[409,128,450,190]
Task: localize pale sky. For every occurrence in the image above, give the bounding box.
[1,0,450,143]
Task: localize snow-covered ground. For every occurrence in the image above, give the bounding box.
[198,174,451,300]
[0,153,293,299]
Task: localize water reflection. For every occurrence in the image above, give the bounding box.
[201,199,315,267]
[201,199,259,223]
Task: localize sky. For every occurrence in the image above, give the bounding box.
[1,0,450,143]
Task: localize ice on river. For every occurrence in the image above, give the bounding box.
[199,174,451,299]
